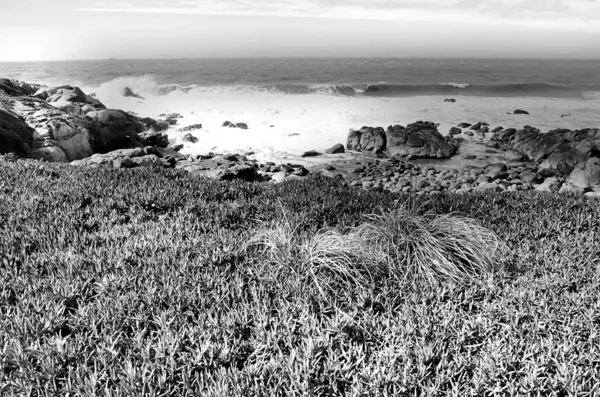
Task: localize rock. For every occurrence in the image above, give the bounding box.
[301,150,321,158]
[559,183,586,194]
[139,117,169,132]
[492,126,504,133]
[130,154,162,168]
[202,164,258,182]
[0,108,34,155]
[29,146,69,163]
[485,163,508,174]
[39,85,106,109]
[182,133,199,144]
[291,166,309,176]
[457,123,472,128]
[584,191,600,199]
[584,157,600,186]
[235,122,248,129]
[140,131,169,148]
[87,109,146,153]
[123,87,144,99]
[113,157,136,169]
[519,171,539,184]
[358,127,386,152]
[449,127,462,135]
[178,124,203,132]
[223,121,235,128]
[52,101,83,116]
[514,109,530,115]
[535,177,561,193]
[386,122,458,159]
[270,171,287,183]
[0,78,163,163]
[464,131,474,137]
[347,129,362,150]
[477,182,502,192]
[471,122,487,131]
[463,154,477,160]
[503,150,523,161]
[444,98,456,103]
[325,143,345,154]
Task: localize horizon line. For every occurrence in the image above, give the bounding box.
[2,55,600,63]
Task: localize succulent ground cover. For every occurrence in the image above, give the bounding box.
[1,156,599,396]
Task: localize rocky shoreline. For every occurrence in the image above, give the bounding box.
[1,78,599,198]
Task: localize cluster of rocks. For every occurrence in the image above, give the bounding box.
[68,141,318,184]
[347,121,458,159]
[223,121,248,129]
[159,113,183,126]
[346,159,600,197]
[488,125,600,191]
[0,78,172,163]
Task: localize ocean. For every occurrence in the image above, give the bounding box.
[2,58,600,160]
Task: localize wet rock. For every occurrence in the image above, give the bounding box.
[236,122,248,129]
[301,150,321,158]
[514,109,530,115]
[457,123,472,128]
[325,143,345,154]
[182,133,199,144]
[178,124,203,132]
[140,131,169,148]
[449,127,462,135]
[123,87,144,99]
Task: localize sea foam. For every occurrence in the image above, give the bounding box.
[86,75,600,162]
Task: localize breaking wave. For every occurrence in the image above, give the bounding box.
[88,75,586,99]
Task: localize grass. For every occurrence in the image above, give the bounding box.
[1,156,600,395]
[245,199,505,296]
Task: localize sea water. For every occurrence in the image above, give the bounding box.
[2,58,599,160]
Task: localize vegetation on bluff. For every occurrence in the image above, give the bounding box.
[1,156,599,395]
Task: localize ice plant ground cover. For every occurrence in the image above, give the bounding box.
[0,156,599,395]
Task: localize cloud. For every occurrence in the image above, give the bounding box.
[76,0,600,26]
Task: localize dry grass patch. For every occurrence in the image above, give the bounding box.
[245,201,506,292]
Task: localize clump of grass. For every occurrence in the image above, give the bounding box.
[356,206,506,285]
[245,198,506,292]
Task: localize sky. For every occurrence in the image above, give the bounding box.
[0,0,599,61]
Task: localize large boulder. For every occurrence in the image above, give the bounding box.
[347,129,362,150]
[0,78,160,163]
[359,127,386,152]
[29,146,69,163]
[26,108,93,161]
[87,110,146,153]
[494,126,600,187]
[325,143,345,154]
[0,108,34,155]
[386,122,458,158]
[584,157,600,186]
[35,85,106,109]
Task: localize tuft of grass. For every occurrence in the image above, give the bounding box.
[356,206,506,285]
[245,198,506,293]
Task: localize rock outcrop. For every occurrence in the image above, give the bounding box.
[347,122,458,159]
[492,126,600,189]
[0,78,161,162]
